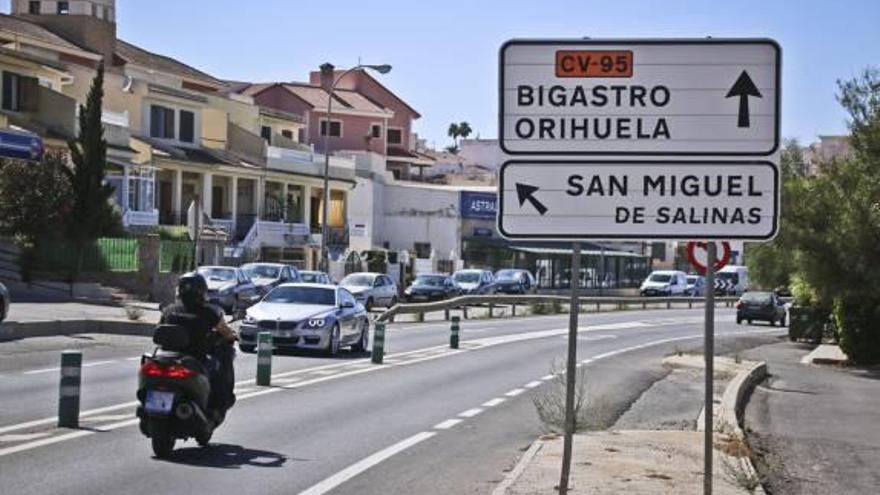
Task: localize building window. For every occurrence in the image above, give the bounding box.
[2,72,21,111]
[387,128,403,145]
[298,128,305,142]
[149,105,175,139]
[57,1,69,14]
[261,125,272,144]
[2,72,38,112]
[319,120,342,137]
[370,124,382,139]
[281,129,293,140]
[414,242,431,259]
[28,1,40,15]
[179,110,195,143]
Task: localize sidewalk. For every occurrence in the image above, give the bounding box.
[743,342,880,495]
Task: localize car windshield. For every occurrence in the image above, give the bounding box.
[742,292,771,303]
[454,272,481,283]
[197,267,236,282]
[496,270,521,281]
[687,276,699,284]
[263,286,336,305]
[719,272,740,283]
[649,274,672,283]
[414,276,445,287]
[300,272,322,283]
[341,274,375,287]
[242,264,280,279]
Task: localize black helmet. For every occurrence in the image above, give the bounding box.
[178,272,207,307]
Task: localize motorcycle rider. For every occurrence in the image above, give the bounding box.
[160,272,238,417]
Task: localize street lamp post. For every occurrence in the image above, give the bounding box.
[320,62,392,272]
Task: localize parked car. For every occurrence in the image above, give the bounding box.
[494,269,537,294]
[339,272,398,311]
[453,269,496,295]
[736,291,787,326]
[685,274,706,297]
[239,284,369,356]
[716,265,749,296]
[0,282,8,324]
[241,262,300,296]
[300,270,332,285]
[196,266,259,315]
[640,270,688,297]
[404,274,461,302]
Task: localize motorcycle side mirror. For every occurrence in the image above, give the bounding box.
[340,301,355,309]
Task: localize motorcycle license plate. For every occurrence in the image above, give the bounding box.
[145,390,175,415]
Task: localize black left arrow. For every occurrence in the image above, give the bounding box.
[726,70,762,128]
[516,183,548,216]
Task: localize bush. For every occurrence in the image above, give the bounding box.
[531,361,594,433]
[834,294,880,364]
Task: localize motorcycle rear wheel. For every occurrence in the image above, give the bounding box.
[150,419,176,458]
[195,429,212,447]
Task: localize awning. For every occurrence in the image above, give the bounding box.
[509,246,647,258]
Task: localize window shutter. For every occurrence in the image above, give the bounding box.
[19,76,39,112]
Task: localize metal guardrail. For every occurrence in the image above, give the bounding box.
[375,295,743,323]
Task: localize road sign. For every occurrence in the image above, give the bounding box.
[687,241,731,275]
[499,38,781,156]
[0,129,44,161]
[498,161,778,240]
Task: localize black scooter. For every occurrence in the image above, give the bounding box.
[136,324,228,458]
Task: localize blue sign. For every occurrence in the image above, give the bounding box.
[460,191,497,220]
[0,129,44,161]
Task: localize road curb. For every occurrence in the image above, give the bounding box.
[0,319,154,342]
[491,438,545,495]
[720,360,768,495]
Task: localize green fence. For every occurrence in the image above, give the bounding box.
[160,240,194,273]
[30,237,139,273]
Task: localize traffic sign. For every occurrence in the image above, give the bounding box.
[687,241,732,275]
[0,129,44,161]
[497,160,779,240]
[499,38,781,156]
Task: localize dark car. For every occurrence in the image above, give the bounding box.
[736,291,787,326]
[494,269,537,295]
[0,282,8,324]
[404,274,461,302]
[453,269,496,295]
[196,266,259,315]
[241,262,300,296]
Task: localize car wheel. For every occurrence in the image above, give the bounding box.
[390,296,399,307]
[770,317,776,327]
[364,298,374,312]
[351,322,369,353]
[150,419,175,458]
[0,296,6,324]
[736,317,742,325]
[327,324,341,357]
[748,319,753,325]
[239,344,256,353]
[780,314,787,327]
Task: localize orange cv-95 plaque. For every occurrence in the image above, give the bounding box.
[555,50,633,78]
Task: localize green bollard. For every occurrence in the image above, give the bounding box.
[372,322,386,364]
[256,332,273,386]
[489,303,494,319]
[58,350,82,428]
[450,316,460,349]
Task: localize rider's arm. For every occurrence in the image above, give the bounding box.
[215,318,238,343]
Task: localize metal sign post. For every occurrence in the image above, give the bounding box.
[703,242,717,494]
[559,242,581,495]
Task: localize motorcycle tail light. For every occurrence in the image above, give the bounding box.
[140,361,196,379]
[164,365,196,379]
[140,360,165,377]
[736,302,743,310]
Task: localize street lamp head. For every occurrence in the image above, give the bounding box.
[366,64,392,75]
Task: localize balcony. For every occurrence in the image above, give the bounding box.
[266,145,356,182]
[101,109,131,150]
[1,85,77,140]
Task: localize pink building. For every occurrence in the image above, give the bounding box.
[237,64,434,180]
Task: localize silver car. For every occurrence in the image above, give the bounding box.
[339,272,398,311]
[300,270,332,285]
[239,284,370,356]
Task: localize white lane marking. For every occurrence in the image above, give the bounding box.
[297,431,436,495]
[82,360,116,368]
[505,388,526,397]
[577,334,617,341]
[482,398,506,407]
[0,432,53,442]
[22,367,60,375]
[0,429,94,457]
[541,374,555,381]
[126,356,142,362]
[580,358,594,365]
[458,408,484,418]
[311,369,341,376]
[81,414,131,423]
[433,419,463,430]
[0,401,138,436]
[524,381,542,389]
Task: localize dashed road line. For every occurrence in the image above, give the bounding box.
[458,408,483,418]
[433,419,463,430]
[482,398,506,407]
[524,381,542,389]
[22,367,60,375]
[504,388,525,397]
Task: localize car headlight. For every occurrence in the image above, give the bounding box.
[243,313,257,324]
[307,318,327,328]
[404,288,412,295]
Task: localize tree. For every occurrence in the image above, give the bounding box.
[447,122,461,151]
[0,152,73,243]
[63,61,120,265]
[458,121,473,140]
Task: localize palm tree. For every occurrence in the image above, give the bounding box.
[458,122,473,141]
[447,122,461,152]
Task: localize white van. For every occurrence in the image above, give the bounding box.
[640,270,688,297]
[716,265,749,295]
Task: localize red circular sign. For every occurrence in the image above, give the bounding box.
[686,242,732,275]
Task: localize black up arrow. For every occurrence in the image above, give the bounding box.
[726,70,762,128]
[516,183,548,216]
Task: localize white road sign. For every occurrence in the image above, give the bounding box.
[499,39,781,156]
[497,161,779,240]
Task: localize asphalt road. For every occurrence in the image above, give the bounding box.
[0,308,784,495]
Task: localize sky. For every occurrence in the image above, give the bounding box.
[3,0,878,149]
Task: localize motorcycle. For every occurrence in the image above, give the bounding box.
[136,324,229,458]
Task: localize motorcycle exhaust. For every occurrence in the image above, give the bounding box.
[175,402,194,420]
